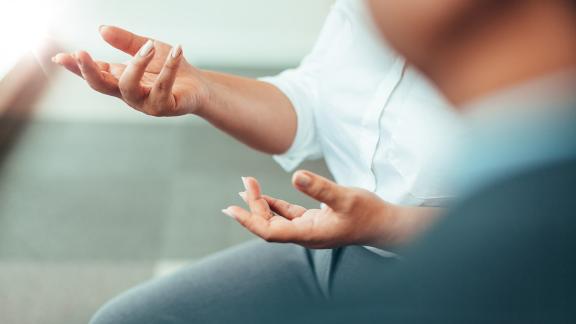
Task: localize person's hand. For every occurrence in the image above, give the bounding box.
[222,171,412,249]
[52,26,210,116]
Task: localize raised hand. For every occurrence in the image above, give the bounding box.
[52,26,210,116]
[222,171,414,249]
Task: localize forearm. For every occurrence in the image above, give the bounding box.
[196,71,297,155]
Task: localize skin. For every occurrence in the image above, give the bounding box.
[53,25,441,250]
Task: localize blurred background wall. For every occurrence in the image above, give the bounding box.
[0,1,333,323]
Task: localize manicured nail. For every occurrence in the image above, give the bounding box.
[139,40,154,57]
[238,191,247,200]
[171,45,182,58]
[222,208,235,219]
[241,177,249,190]
[295,173,311,188]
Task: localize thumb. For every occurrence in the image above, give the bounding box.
[292,170,349,210]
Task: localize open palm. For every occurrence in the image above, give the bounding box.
[53,26,209,116]
[228,175,389,249]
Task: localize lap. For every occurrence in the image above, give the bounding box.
[90,241,396,324]
[90,240,324,324]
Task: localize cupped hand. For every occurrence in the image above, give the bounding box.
[52,26,210,116]
[223,171,404,249]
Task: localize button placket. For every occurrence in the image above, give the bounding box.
[366,59,407,191]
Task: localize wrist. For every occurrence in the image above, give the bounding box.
[371,203,406,248]
[365,204,435,249]
[189,69,215,116]
[387,206,443,248]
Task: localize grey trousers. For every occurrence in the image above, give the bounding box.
[89,240,395,324]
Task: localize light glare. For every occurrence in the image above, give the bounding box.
[0,0,58,75]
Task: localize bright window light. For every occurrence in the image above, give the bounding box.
[0,0,60,76]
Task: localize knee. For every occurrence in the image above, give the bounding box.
[89,301,129,324]
[89,281,201,324]
[89,292,151,324]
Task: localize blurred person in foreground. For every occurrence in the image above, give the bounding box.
[316,0,576,322]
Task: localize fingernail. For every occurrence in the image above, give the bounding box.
[222,208,235,219]
[238,191,247,200]
[139,40,154,57]
[241,177,249,190]
[295,173,311,188]
[171,45,182,58]
[98,25,107,32]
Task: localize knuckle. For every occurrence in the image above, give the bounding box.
[154,80,169,92]
[349,190,363,202]
[343,190,365,210]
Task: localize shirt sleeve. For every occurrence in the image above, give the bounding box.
[259,0,353,172]
[260,69,322,172]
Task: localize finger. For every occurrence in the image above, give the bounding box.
[292,170,349,210]
[118,39,155,105]
[99,25,149,56]
[262,195,307,220]
[238,192,305,220]
[149,45,182,108]
[223,206,269,236]
[242,176,262,200]
[52,53,112,77]
[239,191,248,202]
[241,177,274,220]
[76,51,120,97]
[52,53,82,77]
[223,206,301,243]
